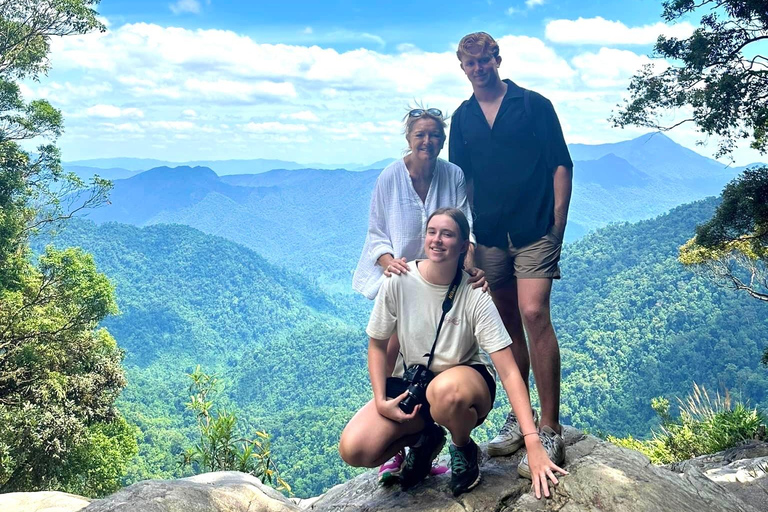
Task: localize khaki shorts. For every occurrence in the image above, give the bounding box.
[474,229,562,289]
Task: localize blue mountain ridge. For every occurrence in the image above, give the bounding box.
[70,132,766,291]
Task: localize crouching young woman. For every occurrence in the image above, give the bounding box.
[339,208,567,498]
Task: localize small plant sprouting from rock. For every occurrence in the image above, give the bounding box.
[181,366,291,493]
[609,383,765,464]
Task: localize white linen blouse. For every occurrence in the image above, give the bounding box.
[352,158,475,300]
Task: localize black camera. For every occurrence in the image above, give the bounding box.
[398,364,434,414]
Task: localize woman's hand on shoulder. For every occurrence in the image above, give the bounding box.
[525,438,568,499]
[376,391,421,423]
[381,256,409,277]
[465,266,489,293]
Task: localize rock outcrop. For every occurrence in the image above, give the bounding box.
[0,491,90,512]
[83,472,298,512]
[5,430,767,512]
[668,440,768,512]
[307,427,762,512]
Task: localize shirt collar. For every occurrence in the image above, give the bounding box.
[469,78,523,107]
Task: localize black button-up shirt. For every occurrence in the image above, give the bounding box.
[449,79,573,248]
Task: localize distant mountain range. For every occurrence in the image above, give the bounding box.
[64,157,397,176]
[70,132,766,289]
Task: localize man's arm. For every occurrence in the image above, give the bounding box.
[552,164,572,241]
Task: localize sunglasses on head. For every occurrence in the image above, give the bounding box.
[408,108,443,119]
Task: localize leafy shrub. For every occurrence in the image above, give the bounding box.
[609,383,765,464]
[181,366,290,493]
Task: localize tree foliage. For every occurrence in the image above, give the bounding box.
[612,0,768,157]
[181,367,290,493]
[0,0,134,496]
[612,0,768,325]
[679,165,768,301]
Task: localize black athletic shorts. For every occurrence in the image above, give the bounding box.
[385,364,496,427]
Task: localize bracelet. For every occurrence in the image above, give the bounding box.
[523,432,539,437]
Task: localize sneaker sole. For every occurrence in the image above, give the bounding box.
[452,471,481,497]
[487,438,525,457]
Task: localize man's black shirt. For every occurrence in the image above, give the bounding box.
[449,79,573,249]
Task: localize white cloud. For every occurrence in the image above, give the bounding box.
[506,7,520,15]
[525,0,545,8]
[303,27,313,34]
[280,110,320,122]
[571,48,668,88]
[100,122,144,134]
[496,35,576,84]
[43,20,752,164]
[545,17,696,45]
[243,122,309,134]
[184,78,297,100]
[86,104,144,118]
[169,0,201,15]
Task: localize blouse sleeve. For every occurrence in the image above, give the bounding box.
[366,175,395,264]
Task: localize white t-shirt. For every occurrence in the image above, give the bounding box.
[366,260,512,378]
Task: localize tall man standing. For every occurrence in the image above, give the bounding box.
[449,32,573,476]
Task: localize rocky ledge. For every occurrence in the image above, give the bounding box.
[4,428,767,512]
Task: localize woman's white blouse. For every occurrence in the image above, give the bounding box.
[352,158,475,299]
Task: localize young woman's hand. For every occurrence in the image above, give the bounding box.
[376,390,421,423]
[526,441,568,499]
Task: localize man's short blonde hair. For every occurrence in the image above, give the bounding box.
[456,32,500,61]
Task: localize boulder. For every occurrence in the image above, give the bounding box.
[668,440,768,512]
[83,471,298,512]
[0,491,90,512]
[306,427,762,512]
[8,432,767,512]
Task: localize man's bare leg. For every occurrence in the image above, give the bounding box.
[516,278,560,432]
[490,282,529,385]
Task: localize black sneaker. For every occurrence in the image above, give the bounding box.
[449,438,481,496]
[400,423,446,490]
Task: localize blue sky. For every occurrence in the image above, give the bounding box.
[23,0,765,165]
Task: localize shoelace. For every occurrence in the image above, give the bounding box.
[538,430,560,456]
[451,448,471,473]
[404,451,418,470]
[498,413,519,436]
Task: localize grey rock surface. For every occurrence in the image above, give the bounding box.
[83,471,298,512]
[11,435,767,512]
[0,491,90,512]
[306,427,761,512]
[669,440,768,512]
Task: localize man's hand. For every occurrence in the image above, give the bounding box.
[550,223,566,243]
[465,266,489,292]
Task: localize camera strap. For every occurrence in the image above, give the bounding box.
[424,265,463,370]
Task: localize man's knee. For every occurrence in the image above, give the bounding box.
[519,302,551,329]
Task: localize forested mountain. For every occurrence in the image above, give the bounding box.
[555,197,767,435]
[73,133,757,290]
[40,194,767,497]
[35,219,373,497]
[83,167,380,292]
[565,133,753,240]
